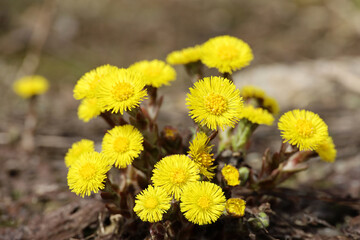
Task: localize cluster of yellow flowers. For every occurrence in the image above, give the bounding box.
[64,35,337,230]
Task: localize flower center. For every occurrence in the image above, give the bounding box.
[79,162,97,181]
[112,82,134,101]
[205,93,227,115]
[217,45,238,61]
[199,152,214,167]
[171,168,186,184]
[295,119,314,138]
[144,196,159,209]
[113,137,130,153]
[197,195,211,209]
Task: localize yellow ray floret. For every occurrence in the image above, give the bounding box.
[278,109,328,151]
[129,59,176,88]
[166,45,202,65]
[239,105,274,126]
[315,135,337,163]
[77,98,102,122]
[65,139,95,167]
[96,68,147,114]
[188,132,216,180]
[180,181,226,225]
[73,65,119,100]
[151,155,200,200]
[225,198,246,217]
[102,125,144,168]
[201,35,253,73]
[133,185,172,222]
[186,76,244,130]
[13,75,49,99]
[221,164,240,186]
[67,152,111,197]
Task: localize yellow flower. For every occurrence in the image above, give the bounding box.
[129,60,176,88]
[201,35,253,73]
[166,45,202,65]
[221,165,240,186]
[240,85,266,100]
[151,155,200,200]
[225,198,246,217]
[96,68,147,114]
[77,98,102,122]
[263,96,280,115]
[315,136,337,163]
[239,105,274,126]
[67,152,111,197]
[186,76,244,130]
[180,181,226,225]
[133,185,172,222]
[73,65,119,100]
[65,139,95,167]
[102,125,144,168]
[188,132,216,180]
[278,109,328,151]
[13,75,49,99]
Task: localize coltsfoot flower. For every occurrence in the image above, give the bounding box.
[65,139,95,167]
[186,76,244,130]
[221,164,240,186]
[188,132,216,180]
[13,75,49,99]
[96,68,147,114]
[239,105,274,126]
[315,135,337,163]
[225,198,246,217]
[278,109,328,151]
[151,155,200,200]
[166,45,202,65]
[180,181,226,225]
[102,125,144,168]
[133,185,172,222]
[73,64,119,100]
[263,96,280,115]
[67,152,111,197]
[129,60,176,88]
[240,85,266,100]
[77,98,102,122]
[201,35,253,73]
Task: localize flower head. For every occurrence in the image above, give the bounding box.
[96,68,147,114]
[278,109,328,151]
[67,152,111,197]
[13,75,49,99]
[239,105,274,126]
[102,125,144,168]
[315,136,337,163]
[263,96,280,115]
[188,132,216,180]
[240,85,266,100]
[225,198,246,217]
[166,45,202,65]
[133,185,172,222]
[129,60,176,88]
[186,76,244,130]
[73,65,119,100]
[77,98,102,122]
[221,165,240,186]
[151,155,200,200]
[65,139,95,167]
[180,181,226,225]
[201,35,253,73]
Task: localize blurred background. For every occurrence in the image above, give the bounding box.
[1,0,360,238]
